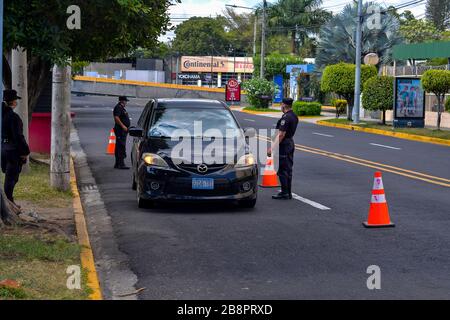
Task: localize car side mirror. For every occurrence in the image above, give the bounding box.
[244,128,256,138]
[129,127,144,138]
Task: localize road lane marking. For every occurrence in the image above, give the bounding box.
[244,118,256,122]
[257,135,450,188]
[292,193,331,210]
[313,132,334,138]
[370,143,401,150]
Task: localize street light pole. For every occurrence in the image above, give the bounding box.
[260,0,267,79]
[253,13,258,57]
[353,0,363,124]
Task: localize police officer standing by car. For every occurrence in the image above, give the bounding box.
[113,96,131,169]
[268,98,299,200]
[1,90,30,206]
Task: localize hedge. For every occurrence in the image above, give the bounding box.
[293,101,322,116]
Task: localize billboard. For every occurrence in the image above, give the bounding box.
[181,56,254,74]
[394,77,425,128]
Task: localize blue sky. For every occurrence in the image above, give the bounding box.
[163,0,427,40]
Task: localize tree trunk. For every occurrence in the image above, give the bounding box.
[12,47,30,173]
[291,31,297,55]
[27,56,52,123]
[0,191,21,227]
[437,95,442,131]
[382,110,386,125]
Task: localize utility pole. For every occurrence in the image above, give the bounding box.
[260,0,267,79]
[50,64,71,191]
[253,13,258,57]
[12,47,29,173]
[353,0,363,124]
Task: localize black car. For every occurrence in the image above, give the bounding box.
[129,99,258,209]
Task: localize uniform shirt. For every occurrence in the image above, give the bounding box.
[1,102,30,156]
[113,102,131,134]
[276,110,299,142]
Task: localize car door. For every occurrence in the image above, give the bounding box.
[132,100,153,173]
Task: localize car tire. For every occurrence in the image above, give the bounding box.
[238,198,257,209]
[132,173,137,190]
[138,196,154,209]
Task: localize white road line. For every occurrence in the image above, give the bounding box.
[370,143,402,150]
[244,118,256,122]
[313,132,334,138]
[291,193,331,211]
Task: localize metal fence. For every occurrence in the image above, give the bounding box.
[382,64,449,76]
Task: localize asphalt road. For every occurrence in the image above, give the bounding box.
[72,95,450,299]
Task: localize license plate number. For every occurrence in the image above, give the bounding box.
[192,178,214,190]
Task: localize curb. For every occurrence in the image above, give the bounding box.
[316,120,450,147]
[70,158,103,300]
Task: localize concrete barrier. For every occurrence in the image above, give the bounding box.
[72,76,247,103]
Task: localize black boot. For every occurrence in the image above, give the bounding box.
[272,192,290,200]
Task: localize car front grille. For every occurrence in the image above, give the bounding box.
[176,163,229,175]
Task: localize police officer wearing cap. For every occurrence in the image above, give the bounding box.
[113,96,131,169]
[268,98,299,200]
[1,90,30,205]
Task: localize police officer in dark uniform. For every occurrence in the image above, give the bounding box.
[113,96,131,169]
[269,98,299,200]
[1,90,30,205]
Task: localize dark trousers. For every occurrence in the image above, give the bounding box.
[278,139,294,195]
[114,129,128,167]
[1,150,23,202]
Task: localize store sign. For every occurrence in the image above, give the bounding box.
[181,56,254,73]
[225,78,241,102]
[178,74,205,81]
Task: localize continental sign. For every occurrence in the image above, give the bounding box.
[181,56,254,74]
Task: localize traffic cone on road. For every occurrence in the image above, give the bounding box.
[363,172,395,228]
[106,129,116,155]
[259,156,280,188]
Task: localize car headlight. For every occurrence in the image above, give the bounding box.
[142,153,169,168]
[236,154,256,168]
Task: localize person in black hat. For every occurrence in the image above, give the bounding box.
[268,97,299,200]
[113,96,131,169]
[2,89,30,206]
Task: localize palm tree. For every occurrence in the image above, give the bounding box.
[269,0,331,55]
[316,2,403,69]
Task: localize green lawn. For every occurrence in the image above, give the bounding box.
[0,230,90,300]
[322,118,450,140]
[12,161,72,208]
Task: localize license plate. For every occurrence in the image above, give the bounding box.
[192,178,214,190]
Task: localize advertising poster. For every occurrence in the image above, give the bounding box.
[394,77,425,128]
[225,78,241,102]
[273,74,283,103]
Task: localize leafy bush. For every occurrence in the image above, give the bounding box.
[242,77,276,108]
[445,97,450,112]
[253,53,304,79]
[331,99,348,118]
[321,62,377,120]
[362,76,394,124]
[293,101,322,116]
[422,70,450,129]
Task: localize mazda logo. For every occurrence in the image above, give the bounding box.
[197,164,208,173]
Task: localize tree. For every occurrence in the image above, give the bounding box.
[399,19,443,43]
[222,7,255,55]
[269,0,331,55]
[172,17,231,56]
[4,0,177,115]
[421,70,450,130]
[362,76,394,125]
[426,0,450,31]
[316,2,403,69]
[253,53,304,79]
[321,63,377,120]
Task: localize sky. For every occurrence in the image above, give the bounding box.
[162,0,427,41]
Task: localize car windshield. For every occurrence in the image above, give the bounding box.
[148,107,242,138]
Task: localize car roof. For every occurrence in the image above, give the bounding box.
[154,99,227,109]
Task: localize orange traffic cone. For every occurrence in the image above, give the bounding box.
[259,156,280,188]
[106,129,116,155]
[363,172,395,228]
